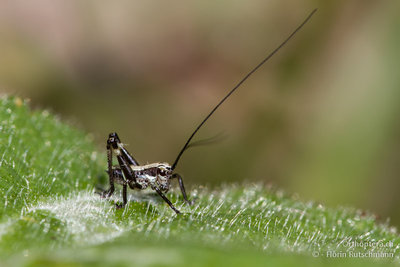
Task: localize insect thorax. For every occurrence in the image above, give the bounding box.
[127,162,172,191]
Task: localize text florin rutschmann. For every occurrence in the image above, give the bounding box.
[326,251,394,258]
[312,240,397,258]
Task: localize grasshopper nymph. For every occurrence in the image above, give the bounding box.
[101,9,317,214]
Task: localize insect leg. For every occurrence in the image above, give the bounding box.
[172,173,193,205]
[111,155,137,208]
[122,183,128,205]
[119,145,140,166]
[152,185,181,214]
[103,133,139,208]
[101,143,115,198]
[116,183,128,209]
[109,132,140,166]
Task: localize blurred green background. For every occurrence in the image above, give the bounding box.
[0,0,399,226]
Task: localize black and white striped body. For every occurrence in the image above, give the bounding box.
[112,161,172,192]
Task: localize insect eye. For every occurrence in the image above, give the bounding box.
[159,169,165,176]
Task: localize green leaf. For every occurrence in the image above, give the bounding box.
[0,96,399,266]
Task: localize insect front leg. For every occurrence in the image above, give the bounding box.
[101,144,116,198]
[152,185,181,214]
[172,173,193,205]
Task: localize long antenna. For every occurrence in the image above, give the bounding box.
[172,8,317,170]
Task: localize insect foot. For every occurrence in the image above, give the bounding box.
[100,188,114,199]
[115,202,125,209]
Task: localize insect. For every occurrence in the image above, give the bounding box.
[101,9,317,214]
